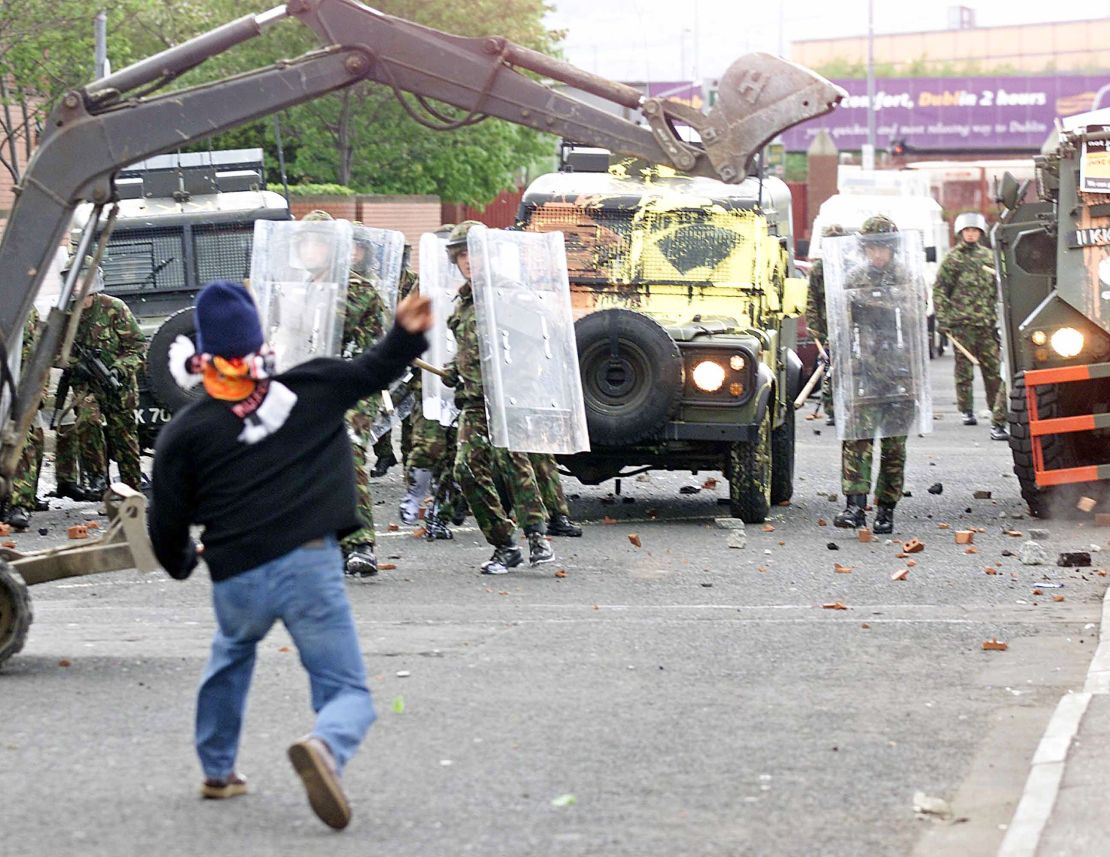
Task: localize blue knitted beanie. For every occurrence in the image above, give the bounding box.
[194,280,264,358]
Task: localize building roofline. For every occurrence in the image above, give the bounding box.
[793,16,1110,45]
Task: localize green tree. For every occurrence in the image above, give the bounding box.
[3,0,561,205]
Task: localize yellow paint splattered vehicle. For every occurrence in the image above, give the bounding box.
[518,165,808,522]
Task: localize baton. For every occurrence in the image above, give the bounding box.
[794,364,825,409]
[946,332,980,366]
[413,357,448,379]
[805,328,829,360]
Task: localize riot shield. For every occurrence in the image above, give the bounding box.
[249,219,352,371]
[419,232,464,427]
[823,231,932,441]
[467,225,590,454]
[352,225,405,320]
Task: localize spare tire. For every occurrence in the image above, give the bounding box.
[146,307,205,413]
[574,308,684,445]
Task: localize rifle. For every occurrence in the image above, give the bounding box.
[72,344,123,394]
[49,369,72,429]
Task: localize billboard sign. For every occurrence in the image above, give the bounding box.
[779,74,1110,152]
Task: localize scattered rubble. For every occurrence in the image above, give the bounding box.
[913,791,952,819]
[1019,541,1049,565]
[902,538,925,554]
[891,569,909,581]
[927,483,943,495]
[1028,528,1050,541]
[628,533,642,548]
[1077,496,1097,513]
[67,525,88,540]
[973,490,992,500]
[858,528,873,543]
[727,530,746,550]
[1057,551,1092,567]
[982,639,1008,652]
[955,531,974,545]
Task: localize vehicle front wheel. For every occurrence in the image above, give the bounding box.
[0,561,32,669]
[728,404,772,522]
[770,402,795,505]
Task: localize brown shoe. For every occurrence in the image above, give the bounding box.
[200,772,248,799]
[287,736,351,830]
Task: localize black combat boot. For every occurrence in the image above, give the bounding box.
[370,452,398,478]
[547,514,583,537]
[82,477,108,502]
[873,505,895,535]
[833,494,867,529]
[6,506,30,530]
[527,531,554,566]
[963,411,978,426]
[990,425,1009,441]
[53,481,86,501]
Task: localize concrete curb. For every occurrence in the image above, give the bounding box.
[997,583,1110,857]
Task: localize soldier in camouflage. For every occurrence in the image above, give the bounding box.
[56,256,145,495]
[933,211,1009,441]
[4,307,46,529]
[442,221,555,574]
[806,223,846,425]
[336,216,389,578]
[54,391,109,499]
[832,215,912,535]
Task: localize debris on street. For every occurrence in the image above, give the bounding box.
[913,791,952,819]
[982,639,1008,652]
[1057,551,1092,567]
[927,483,943,495]
[1020,541,1049,565]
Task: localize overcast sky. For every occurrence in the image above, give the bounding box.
[545,1,1110,82]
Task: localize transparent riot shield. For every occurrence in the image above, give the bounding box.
[351,225,405,321]
[419,232,464,427]
[467,225,590,454]
[249,219,352,371]
[823,231,933,441]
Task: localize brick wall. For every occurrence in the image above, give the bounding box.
[289,194,442,269]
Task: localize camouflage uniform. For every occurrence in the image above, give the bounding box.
[805,257,835,418]
[59,293,145,489]
[446,280,548,546]
[55,391,108,489]
[341,268,388,549]
[529,453,571,518]
[837,218,914,514]
[9,308,45,511]
[933,239,1007,428]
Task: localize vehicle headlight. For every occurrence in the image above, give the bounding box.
[1049,327,1084,358]
[692,360,726,392]
[1030,330,1047,346]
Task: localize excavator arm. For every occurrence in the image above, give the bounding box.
[0,0,843,495]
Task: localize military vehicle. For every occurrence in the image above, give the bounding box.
[68,149,290,447]
[518,162,807,521]
[994,110,1110,516]
[0,0,843,666]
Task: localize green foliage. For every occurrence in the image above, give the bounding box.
[287,183,356,197]
[0,0,560,203]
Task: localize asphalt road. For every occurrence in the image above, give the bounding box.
[2,354,1108,857]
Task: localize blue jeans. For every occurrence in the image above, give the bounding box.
[195,537,375,780]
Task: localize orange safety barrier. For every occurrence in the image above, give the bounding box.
[1025,361,1110,487]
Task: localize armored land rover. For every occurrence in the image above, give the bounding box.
[68,149,290,446]
[518,165,807,522]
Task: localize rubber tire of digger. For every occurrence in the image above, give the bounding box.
[574,309,684,445]
[770,402,795,505]
[1008,372,1078,519]
[728,402,772,522]
[0,561,32,669]
[146,307,205,413]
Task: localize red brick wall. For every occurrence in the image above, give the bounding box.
[289,194,442,270]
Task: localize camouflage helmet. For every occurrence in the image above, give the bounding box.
[301,209,333,222]
[858,214,899,246]
[446,220,481,260]
[821,223,847,238]
[953,211,988,237]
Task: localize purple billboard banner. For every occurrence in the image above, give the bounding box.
[781,74,1110,152]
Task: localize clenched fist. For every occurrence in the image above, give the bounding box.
[395,293,433,334]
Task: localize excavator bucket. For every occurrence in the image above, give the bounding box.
[701,53,846,181]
